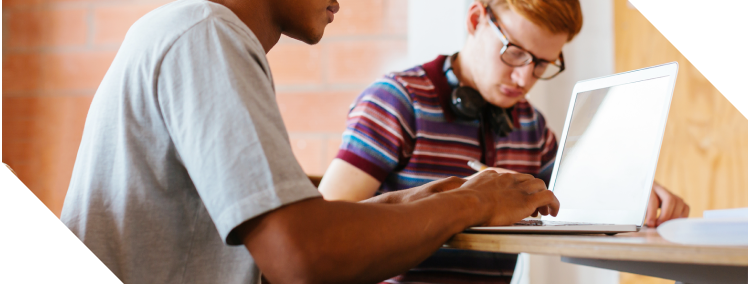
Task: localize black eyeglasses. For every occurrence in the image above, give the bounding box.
[485,5,565,80]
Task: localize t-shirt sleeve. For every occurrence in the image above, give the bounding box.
[335,77,416,182]
[156,18,320,245]
[537,114,559,186]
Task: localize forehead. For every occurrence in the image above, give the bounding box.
[492,6,568,61]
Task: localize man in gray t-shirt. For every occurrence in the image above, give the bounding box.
[61,0,560,283]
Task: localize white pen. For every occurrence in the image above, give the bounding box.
[467,160,488,172]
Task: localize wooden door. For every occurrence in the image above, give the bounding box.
[614,0,748,283]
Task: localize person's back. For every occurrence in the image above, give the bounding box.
[61,1,313,283]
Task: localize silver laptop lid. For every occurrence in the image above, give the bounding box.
[543,62,679,226]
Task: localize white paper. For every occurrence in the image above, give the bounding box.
[703,207,748,219]
[657,218,748,246]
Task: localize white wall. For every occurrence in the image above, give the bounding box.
[408,1,619,283]
[407,0,473,66]
[526,0,616,133]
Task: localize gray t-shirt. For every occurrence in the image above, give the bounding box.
[60,1,321,283]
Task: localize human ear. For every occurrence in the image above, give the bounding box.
[465,2,484,36]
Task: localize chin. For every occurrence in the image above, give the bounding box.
[486,95,521,109]
[286,30,324,45]
[307,31,325,44]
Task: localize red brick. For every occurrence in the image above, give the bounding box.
[267,43,323,85]
[326,39,408,84]
[93,3,165,44]
[6,11,44,48]
[1,140,34,167]
[277,91,358,133]
[42,51,117,91]
[1,96,94,216]
[48,0,120,4]
[325,0,384,36]
[290,136,325,176]
[2,0,44,8]
[2,116,35,146]
[6,9,88,48]
[2,53,42,93]
[46,9,89,47]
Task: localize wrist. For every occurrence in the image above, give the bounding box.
[439,189,488,230]
[360,191,399,204]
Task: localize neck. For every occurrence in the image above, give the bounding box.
[210,0,281,53]
[452,52,478,90]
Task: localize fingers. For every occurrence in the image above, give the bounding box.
[529,190,560,216]
[513,173,536,183]
[681,203,690,218]
[658,197,686,226]
[537,205,550,216]
[645,189,660,227]
[653,184,689,226]
[667,200,685,224]
[656,193,674,226]
[517,177,547,195]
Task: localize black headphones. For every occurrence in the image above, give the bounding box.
[445,54,515,137]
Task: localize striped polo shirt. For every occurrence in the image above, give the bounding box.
[336,55,558,193]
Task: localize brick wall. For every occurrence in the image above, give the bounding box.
[2,0,409,216]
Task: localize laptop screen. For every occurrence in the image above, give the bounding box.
[547,75,672,225]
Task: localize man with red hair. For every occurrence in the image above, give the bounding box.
[320,0,689,282]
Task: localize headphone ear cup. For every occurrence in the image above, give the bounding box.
[450,87,486,120]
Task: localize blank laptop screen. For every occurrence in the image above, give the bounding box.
[548,76,672,225]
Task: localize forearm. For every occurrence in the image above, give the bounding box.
[242,191,483,284]
[318,159,381,202]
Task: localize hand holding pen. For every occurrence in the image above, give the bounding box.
[467,160,517,176]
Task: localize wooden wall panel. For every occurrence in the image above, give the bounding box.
[614,0,748,283]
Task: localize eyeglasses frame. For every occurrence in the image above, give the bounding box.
[484,5,566,80]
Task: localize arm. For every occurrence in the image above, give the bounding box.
[237,171,559,284]
[320,159,480,204]
[318,159,381,202]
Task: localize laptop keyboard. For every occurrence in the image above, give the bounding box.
[513,219,613,226]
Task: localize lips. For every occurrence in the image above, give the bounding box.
[500,85,524,98]
[327,4,339,23]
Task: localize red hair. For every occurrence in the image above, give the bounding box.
[479,0,583,42]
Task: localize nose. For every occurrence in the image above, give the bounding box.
[329,1,340,14]
[511,64,534,87]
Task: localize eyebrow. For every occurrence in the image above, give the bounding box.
[493,16,559,62]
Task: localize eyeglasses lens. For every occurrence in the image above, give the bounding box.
[501,45,532,66]
[536,63,561,79]
[500,46,561,79]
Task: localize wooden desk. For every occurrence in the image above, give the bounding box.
[445,228,748,284]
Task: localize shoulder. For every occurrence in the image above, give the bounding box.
[388,66,438,95]
[126,0,264,59]
[355,65,428,107]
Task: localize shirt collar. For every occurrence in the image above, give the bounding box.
[421,54,456,122]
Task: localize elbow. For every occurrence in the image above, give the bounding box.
[260,243,349,284]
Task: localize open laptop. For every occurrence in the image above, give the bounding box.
[468,62,679,234]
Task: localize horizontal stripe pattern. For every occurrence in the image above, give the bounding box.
[337,63,558,193]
